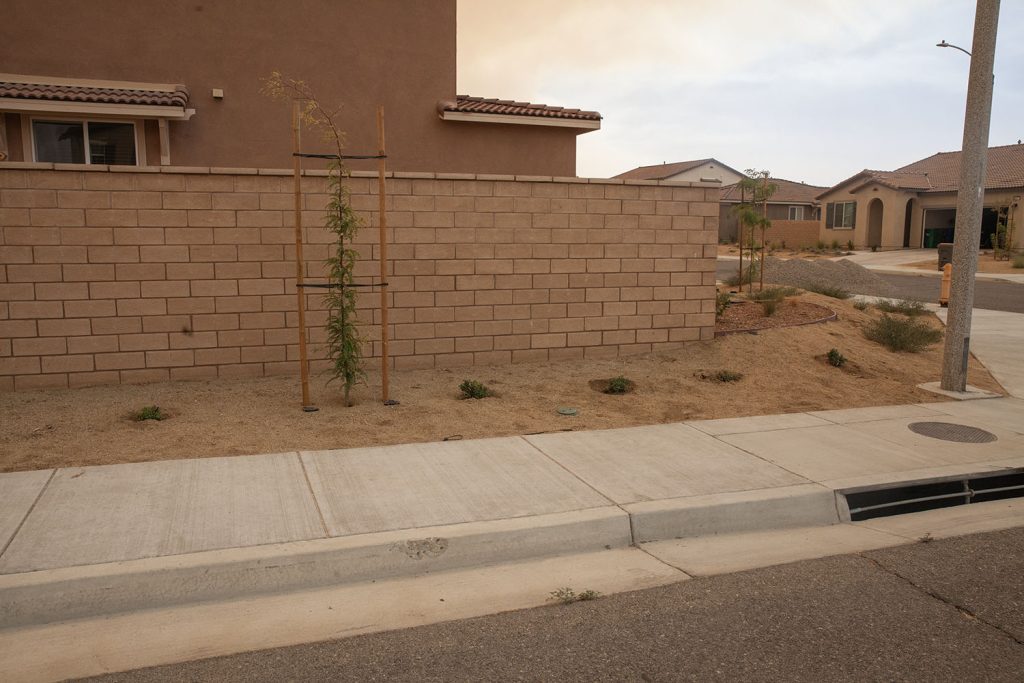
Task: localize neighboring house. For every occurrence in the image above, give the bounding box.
[614,158,746,185]
[719,178,826,243]
[818,143,1024,250]
[0,0,600,176]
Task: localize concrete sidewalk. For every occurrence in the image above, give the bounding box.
[3,396,1024,629]
[719,250,1024,283]
[832,250,1024,283]
[4,306,1024,680]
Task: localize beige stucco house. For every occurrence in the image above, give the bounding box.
[614,158,746,185]
[818,143,1024,250]
[719,178,825,243]
[0,0,600,176]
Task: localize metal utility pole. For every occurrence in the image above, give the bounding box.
[940,0,1000,392]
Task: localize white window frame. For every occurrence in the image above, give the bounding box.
[828,201,856,230]
[788,205,805,220]
[29,115,142,166]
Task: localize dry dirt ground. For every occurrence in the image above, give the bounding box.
[0,292,1003,473]
[717,245,851,260]
[904,257,1024,275]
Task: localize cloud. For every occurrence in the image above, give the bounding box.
[459,0,1024,182]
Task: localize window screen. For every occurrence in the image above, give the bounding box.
[87,122,136,165]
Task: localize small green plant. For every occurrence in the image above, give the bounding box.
[715,370,744,383]
[762,299,778,316]
[606,376,630,395]
[853,300,869,311]
[805,283,851,299]
[459,379,490,399]
[816,240,827,250]
[132,405,165,422]
[846,240,855,251]
[716,291,732,319]
[549,587,602,604]
[1013,253,1024,269]
[826,348,847,367]
[864,315,943,353]
[875,299,927,317]
[830,239,840,250]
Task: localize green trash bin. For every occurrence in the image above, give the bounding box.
[937,242,954,271]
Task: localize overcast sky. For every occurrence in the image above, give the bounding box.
[457,0,1023,186]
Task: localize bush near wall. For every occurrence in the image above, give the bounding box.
[0,164,719,391]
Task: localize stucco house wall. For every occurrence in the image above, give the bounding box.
[1,0,591,177]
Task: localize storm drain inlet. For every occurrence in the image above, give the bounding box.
[843,469,1024,521]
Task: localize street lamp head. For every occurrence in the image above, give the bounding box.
[935,39,971,56]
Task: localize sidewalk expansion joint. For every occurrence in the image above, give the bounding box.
[632,542,692,578]
[859,552,1024,647]
[296,453,329,538]
[0,468,55,561]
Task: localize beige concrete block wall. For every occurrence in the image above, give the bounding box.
[767,220,822,249]
[0,164,718,392]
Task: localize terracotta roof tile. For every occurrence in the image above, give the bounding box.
[896,143,1024,192]
[0,81,189,108]
[819,143,1024,199]
[614,158,747,181]
[441,96,600,122]
[720,177,827,204]
[614,159,712,180]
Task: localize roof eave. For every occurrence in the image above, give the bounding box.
[439,110,600,131]
[0,97,194,120]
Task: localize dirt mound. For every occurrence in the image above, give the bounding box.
[762,257,898,297]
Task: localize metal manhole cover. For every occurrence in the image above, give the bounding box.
[908,422,997,443]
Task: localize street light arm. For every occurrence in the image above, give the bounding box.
[936,39,972,56]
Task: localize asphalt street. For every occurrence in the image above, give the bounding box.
[90,527,1024,682]
[715,261,1024,313]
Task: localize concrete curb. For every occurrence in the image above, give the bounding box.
[626,484,841,543]
[0,506,630,629]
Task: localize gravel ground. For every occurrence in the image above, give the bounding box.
[763,257,899,298]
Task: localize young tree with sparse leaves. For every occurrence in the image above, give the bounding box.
[262,72,364,406]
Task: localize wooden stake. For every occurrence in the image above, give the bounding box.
[376,105,391,404]
[291,100,314,410]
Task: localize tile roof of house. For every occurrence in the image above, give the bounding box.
[0,81,189,108]
[440,96,601,122]
[614,159,715,180]
[896,142,1024,192]
[614,158,747,181]
[818,143,1024,199]
[720,177,827,204]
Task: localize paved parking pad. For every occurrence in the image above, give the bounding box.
[300,437,611,537]
[525,423,806,504]
[0,454,324,573]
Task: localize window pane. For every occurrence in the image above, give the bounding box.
[87,122,136,165]
[33,121,85,163]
